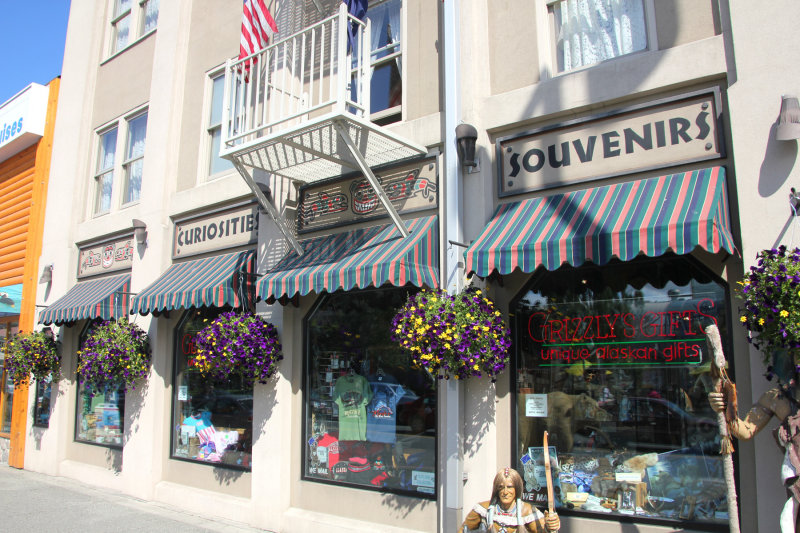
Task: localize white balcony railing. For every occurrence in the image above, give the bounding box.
[222,3,370,155]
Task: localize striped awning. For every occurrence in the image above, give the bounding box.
[258,215,439,301]
[465,166,736,277]
[38,273,131,325]
[131,250,254,315]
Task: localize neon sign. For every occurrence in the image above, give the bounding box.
[527,298,718,366]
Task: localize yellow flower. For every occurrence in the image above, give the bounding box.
[781,310,790,318]
[740,316,747,323]
[759,318,765,325]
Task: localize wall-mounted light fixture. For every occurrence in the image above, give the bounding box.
[777,95,800,141]
[455,123,480,173]
[132,219,148,246]
[38,264,53,284]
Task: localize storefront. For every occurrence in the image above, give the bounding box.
[38,234,135,449]
[130,202,258,475]
[257,157,441,502]
[463,88,738,530]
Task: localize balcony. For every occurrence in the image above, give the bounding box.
[220,3,426,254]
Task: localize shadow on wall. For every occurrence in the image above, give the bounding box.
[758,122,798,198]
[463,380,494,461]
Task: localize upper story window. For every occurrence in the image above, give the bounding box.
[205,70,234,179]
[110,0,132,54]
[108,0,160,56]
[367,0,402,123]
[93,108,148,216]
[140,0,160,34]
[544,0,649,74]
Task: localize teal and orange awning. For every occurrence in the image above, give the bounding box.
[258,215,438,302]
[465,166,736,277]
[39,273,131,325]
[131,250,254,315]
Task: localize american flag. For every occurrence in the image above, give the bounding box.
[239,0,278,61]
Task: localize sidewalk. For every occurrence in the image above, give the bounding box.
[0,465,271,533]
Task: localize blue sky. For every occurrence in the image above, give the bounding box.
[0,2,71,104]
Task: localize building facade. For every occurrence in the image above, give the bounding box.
[0,80,59,467]
[24,1,800,532]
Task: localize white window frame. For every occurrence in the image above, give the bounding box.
[367,0,404,123]
[91,106,149,217]
[138,0,160,36]
[535,0,657,81]
[198,67,236,184]
[106,0,160,58]
[121,110,148,205]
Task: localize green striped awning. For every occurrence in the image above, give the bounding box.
[131,250,254,315]
[258,215,439,301]
[39,273,131,325]
[465,166,736,277]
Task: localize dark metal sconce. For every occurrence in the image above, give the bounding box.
[456,123,480,172]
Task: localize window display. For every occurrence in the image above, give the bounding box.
[304,288,436,497]
[76,382,124,446]
[513,255,729,527]
[172,308,253,469]
[75,324,124,446]
[33,377,52,427]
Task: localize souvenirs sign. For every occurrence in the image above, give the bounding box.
[78,235,134,278]
[297,158,438,233]
[497,92,722,196]
[173,204,258,259]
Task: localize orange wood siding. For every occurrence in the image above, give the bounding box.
[7,77,60,469]
[0,147,35,286]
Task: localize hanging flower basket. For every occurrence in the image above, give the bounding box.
[190,311,283,385]
[738,245,800,364]
[5,330,61,387]
[77,318,151,391]
[391,287,511,381]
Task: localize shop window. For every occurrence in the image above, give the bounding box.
[76,323,125,447]
[512,254,730,527]
[304,287,436,497]
[0,320,18,437]
[108,0,160,56]
[172,308,253,470]
[33,377,53,428]
[92,108,148,216]
[540,0,650,75]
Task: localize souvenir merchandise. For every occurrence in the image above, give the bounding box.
[303,288,437,496]
[366,370,405,443]
[171,309,254,470]
[334,372,372,441]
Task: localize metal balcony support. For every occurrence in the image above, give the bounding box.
[221,2,425,252]
[332,120,408,238]
[231,159,304,256]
